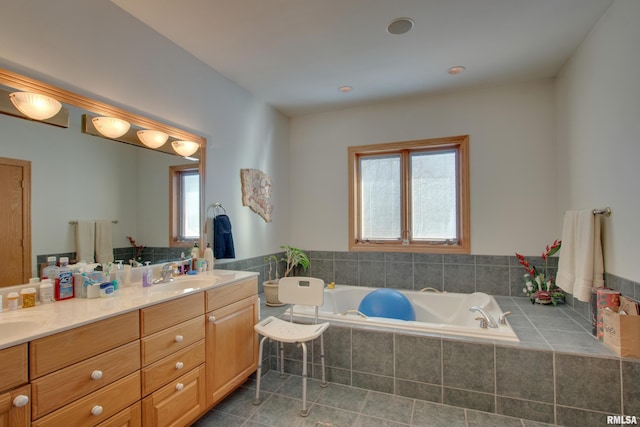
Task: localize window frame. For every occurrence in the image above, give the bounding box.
[348,135,470,254]
[169,164,200,247]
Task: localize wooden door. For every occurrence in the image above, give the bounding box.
[0,157,31,286]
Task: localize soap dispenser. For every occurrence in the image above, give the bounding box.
[203,243,214,271]
[142,262,153,288]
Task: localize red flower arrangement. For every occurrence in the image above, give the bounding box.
[515,240,564,305]
[127,236,144,264]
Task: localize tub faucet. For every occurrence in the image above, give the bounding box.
[469,306,498,328]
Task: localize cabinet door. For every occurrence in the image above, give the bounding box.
[0,384,30,427]
[206,295,258,406]
[142,365,205,427]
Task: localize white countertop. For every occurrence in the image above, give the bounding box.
[0,270,258,350]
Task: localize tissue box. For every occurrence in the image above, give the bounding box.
[602,297,640,358]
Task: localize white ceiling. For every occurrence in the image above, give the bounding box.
[112,0,613,117]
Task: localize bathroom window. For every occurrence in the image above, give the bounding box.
[170,165,200,246]
[348,135,470,253]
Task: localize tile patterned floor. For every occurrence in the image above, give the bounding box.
[192,371,555,427]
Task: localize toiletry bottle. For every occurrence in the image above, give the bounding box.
[142,262,153,287]
[42,256,58,280]
[40,278,54,303]
[55,256,74,300]
[21,288,36,308]
[203,243,214,271]
[191,243,200,270]
[113,260,124,289]
[7,292,19,310]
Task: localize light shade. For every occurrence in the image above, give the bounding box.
[9,92,62,120]
[137,130,169,148]
[92,116,131,138]
[171,140,199,157]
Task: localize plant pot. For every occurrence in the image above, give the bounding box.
[263,281,284,307]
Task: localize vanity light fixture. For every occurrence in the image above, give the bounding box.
[92,116,131,138]
[137,129,169,148]
[171,140,199,157]
[9,91,62,120]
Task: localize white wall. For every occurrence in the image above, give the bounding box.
[0,0,291,265]
[556,0,640,282]
[290,79,559,256]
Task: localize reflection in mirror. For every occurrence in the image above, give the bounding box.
[0,68,206,285]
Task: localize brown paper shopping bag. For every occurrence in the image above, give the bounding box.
[603,299,640,358]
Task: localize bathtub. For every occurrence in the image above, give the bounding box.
[288,285,519,342]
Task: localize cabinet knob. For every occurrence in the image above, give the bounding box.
[91,405,103,416]
[175,383,184,391]
[91,370,103,380]
[175,335,184,343]
[208,315,216,322]
[175,361,184,370]
[13,395,29,408]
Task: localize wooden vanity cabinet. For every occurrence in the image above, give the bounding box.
[140,292,207,427]
[205,277,259,406]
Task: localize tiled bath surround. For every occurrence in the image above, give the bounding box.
[216,250,640,426]
[258,299,640,426]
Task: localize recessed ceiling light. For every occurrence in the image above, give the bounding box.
[387,17,414,35]
[447,66,466,75]
[338,86,353,93]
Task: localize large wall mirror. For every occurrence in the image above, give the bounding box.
[0,68,206,286]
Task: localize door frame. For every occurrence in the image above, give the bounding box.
[0,157,31,285]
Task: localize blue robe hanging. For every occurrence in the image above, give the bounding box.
[213,214,235,259]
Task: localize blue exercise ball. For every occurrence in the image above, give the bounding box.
[358,288,416,321]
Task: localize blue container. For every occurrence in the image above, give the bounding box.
[358,288,416,321]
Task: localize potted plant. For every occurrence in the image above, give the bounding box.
[281,245,310,278]
[262,255,282,306]
[515,240,565,305]
[262,246,311,306]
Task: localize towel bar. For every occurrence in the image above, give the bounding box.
[592,207,611,216]
[69,219,119,225]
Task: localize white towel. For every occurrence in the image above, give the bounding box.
[95,220,114,264]
[556,209,605,302]
[75,220,95,263]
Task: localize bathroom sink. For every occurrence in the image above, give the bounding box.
[150,277,218,295]
[0,311,57,339]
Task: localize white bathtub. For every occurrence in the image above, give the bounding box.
[288,285,519,342]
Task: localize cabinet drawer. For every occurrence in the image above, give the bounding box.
[30,311,140,379]
[0,343,28,393]
[32,371,140,427]
[96,402,141,427]
[31,340,141,419]
[141,316,204,366]
[141,340,205,396]
[142,365,205,427]
[140,292,204,336]
[206,277,257,312]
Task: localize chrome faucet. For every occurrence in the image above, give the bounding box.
[153,263,176,284]
[469,306,498,328]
